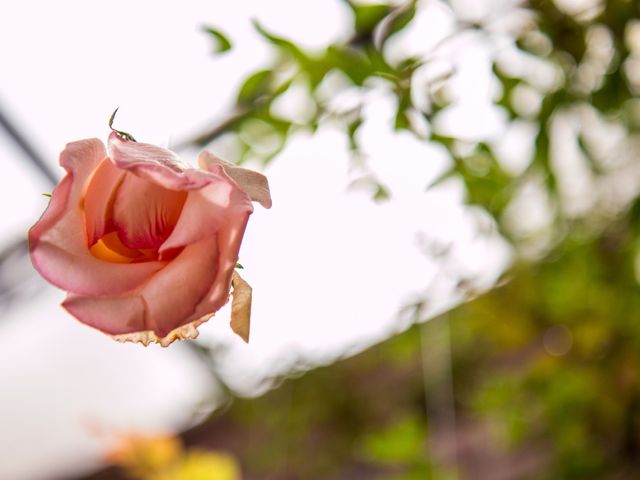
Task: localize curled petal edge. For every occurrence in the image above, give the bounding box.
[110,316,211,347]
[108,132,217,191]
[198,151,272,209]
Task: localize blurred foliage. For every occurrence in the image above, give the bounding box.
[450,230,640,478]
[96,327,456,480]
[97,0,640,479]
[202,26,233,55]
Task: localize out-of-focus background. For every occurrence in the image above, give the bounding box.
[1,0,639,478]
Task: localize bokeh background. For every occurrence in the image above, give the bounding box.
[1,0,640,478]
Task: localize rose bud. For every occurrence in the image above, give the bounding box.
[29,130,271,346]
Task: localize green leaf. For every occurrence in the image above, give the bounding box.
[429,132,456,148]
[394,110,410,131]
[394,88,412,131]
[426,168,456,189]
[376,0,417,48]
[42,193,52,198]
[252,20,308,65]
[453,144,514,217]
[324,45,372,86]
[374,182,390,202]
[350,3,392,36]
[347,117,363,151]
[236,70,273,104]
[202,26,232,54]
[235,263,244,269]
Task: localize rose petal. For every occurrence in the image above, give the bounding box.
[29,139,166,296]
[198,151,272,209]
[112,172,188,249]
[108,133,215,191]
[230,270,252,343]
[83,158,126,246]
[30,139,105,245]
[160,165,253,253]
[140,236,222,337]
[188,210,251,324]
[33,242,167,296]
[63,294,147,334]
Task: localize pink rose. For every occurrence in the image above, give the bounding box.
[29,132,271,346]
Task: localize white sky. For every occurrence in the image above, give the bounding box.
[0,1,512,478]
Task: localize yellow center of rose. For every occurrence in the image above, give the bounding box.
[89,231,161,263]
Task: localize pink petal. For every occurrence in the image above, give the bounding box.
[83,158,125,246]
[30,139,104,245]
[139,236,222,337]
[187,209,251,325]
[29,139,166,296]
[63,294,147,335]
[32,241,167,296]
[112,172,188,249]
[160,164,253,253]
[198,151,273,209]
[108,132,215,191]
